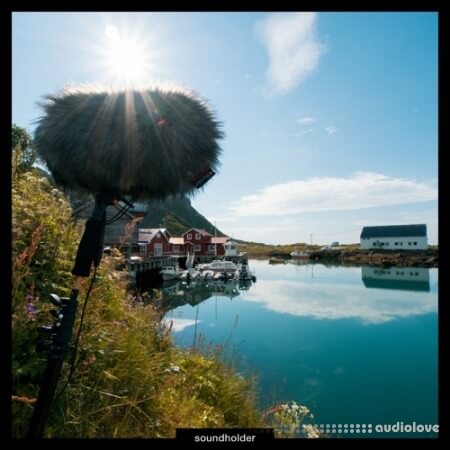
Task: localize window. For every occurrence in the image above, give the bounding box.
[394,242,398,246]
[154,243,163,256]
[194,245,201,252]
[208,244,216,252]
[139,245,147,256]
[173,245,180,253]
[195,233,201,240]
[408,242,412,246]
[400,242,403,246]
[187,233,192,240]
[413,242,417,246]
[385,242,389,246]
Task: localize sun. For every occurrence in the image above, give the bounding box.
[103,25,151,87]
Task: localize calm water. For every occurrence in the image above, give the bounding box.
[161,260,438,438]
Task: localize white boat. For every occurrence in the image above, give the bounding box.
[290,250,311,259]
[160,265,183,281]
[180,268,201,281]
[201,270,215,280]
[197,260,238,273]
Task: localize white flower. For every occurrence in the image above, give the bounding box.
[169,363,181,372]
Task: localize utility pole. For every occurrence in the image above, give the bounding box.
[214,221,217,257]
[310,234,313,246]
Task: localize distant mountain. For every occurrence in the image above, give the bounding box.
[139,196,225,237]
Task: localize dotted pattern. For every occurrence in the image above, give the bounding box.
[303,424,374,434]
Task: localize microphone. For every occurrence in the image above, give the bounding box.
[33,84,223,200]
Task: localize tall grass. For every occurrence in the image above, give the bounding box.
[11,167,264,437]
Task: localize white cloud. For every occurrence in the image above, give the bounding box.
[244,279,436,324]
[163,318,198,332]
[325,125,338,134]
[228,172,437,217]
[256,12,325,95]
[297,116,316,124]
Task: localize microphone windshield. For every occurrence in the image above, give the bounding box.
[34,84,223,200]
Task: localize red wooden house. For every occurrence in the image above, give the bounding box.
[137,228,172,258]
[181,228,227,257]
[137,227,228,258]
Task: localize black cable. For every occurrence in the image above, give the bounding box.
[55,192,139,397]
[105,194,139,224]
[105,202,130,224]
[55,266,98,399]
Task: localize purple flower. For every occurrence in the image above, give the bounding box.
[26,303,38,314]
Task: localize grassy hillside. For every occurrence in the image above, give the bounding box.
[11,163,264,438]
[140,196,226,236]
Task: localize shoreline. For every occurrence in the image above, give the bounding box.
[241,246,438,268]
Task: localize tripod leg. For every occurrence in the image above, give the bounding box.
[27,286,80,438]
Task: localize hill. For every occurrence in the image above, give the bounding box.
[63,184,224,237]
[139,196,225,236]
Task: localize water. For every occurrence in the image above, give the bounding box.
[161,260,438,438]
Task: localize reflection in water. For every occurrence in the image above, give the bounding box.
[162,261,438,436]
[241,263,436,324]
[146,279,253,313]
[361,266,430,292]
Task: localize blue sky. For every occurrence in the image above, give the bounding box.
[12,12,438,245]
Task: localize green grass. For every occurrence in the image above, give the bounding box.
[11,165,264,438]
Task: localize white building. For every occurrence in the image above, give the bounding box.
[361,266,430,292]
[360,224,428,250]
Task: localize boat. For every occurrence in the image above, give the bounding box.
[200,270,215,280]
[180,268,201,281]
[160,265,183,281]
[290,249,311,259]
[235,263,256,281]
[269,257,286,264]
[197,260,238,273]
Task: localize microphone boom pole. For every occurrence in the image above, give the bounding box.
[27,84,223,438]
[27,193,114,438]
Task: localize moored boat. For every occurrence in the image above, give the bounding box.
[160,265,183,280]
[290,249,311,259]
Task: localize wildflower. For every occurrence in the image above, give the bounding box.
[26,302,38,315]
[164,363,181,373]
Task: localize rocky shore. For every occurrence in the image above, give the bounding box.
[308,248,438,268]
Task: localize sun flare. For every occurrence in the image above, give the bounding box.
[103,25,151,87]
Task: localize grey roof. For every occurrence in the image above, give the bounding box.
[360,224,427,239]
